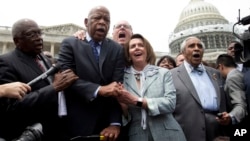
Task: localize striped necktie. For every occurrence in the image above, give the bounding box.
[35,56,45,72]
[89,40,100,62]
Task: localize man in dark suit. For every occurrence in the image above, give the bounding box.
[170,36,227,141]
[58,5,125,141]
[0,18,78,141]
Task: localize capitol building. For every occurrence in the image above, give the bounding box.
[0,23,84,58]
[169,0,237,62]
[0,0,239,62]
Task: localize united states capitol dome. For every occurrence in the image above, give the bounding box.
[175,0,228,33]
[169,0,236,62]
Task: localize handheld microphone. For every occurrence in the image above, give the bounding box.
[27,64,61,86]
[70,135,105,141]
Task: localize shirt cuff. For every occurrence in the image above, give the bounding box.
[229,113,237,125]
[90,86,100,101]
[110,123,121,126]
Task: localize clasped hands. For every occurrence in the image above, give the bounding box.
[98,82,137,105]
[216,112,232,125]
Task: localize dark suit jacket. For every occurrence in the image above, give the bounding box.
[0,48,60,141]
[58,37,125,139]
[170,64,227,141]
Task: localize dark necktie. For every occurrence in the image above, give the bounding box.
[35,56,45,72]
[90,40,100,62]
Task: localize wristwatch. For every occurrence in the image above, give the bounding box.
[136,98,143,107]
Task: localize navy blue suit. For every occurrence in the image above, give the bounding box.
[58,36,125,139]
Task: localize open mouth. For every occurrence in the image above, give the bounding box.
[96,28,105,33]
[119,33,126,38]
[193,54,200,58]
[134,52,142,56]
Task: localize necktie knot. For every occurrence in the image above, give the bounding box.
[90,40,99,48]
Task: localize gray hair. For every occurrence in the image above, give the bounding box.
[12,18,37,38]
[180,36,205,53]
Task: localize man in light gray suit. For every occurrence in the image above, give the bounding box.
[216,54,247,141]
[170,36,227,141]
[216,54,247,125]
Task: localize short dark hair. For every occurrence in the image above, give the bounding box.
[216,54,237,68]
[156,55,176,67]
[228,40,243,51]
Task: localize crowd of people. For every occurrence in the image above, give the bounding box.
[0,5,249,141]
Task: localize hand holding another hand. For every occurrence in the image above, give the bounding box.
[216,112,232,125]
[98,82,122,97]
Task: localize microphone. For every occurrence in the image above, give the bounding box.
[70,135,105,141]
[27,64,61,86]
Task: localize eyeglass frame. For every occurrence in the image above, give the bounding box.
[21,29,43,39]
[113,24,132,29]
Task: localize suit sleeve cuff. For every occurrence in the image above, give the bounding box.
[229,113,237,125]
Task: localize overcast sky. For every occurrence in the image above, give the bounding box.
[0,0,249,52]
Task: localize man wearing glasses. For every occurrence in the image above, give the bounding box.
[0,18,78,141]
[112,20,133,47]
[74,20,133,48]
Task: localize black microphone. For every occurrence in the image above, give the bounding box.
[70,135,105,141]
[27,64,61,86]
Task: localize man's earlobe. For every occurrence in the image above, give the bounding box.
[84,18,88,26]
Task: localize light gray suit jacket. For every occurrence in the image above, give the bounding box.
[123,65,186,141]
[170,64,227,141]
[224,69,247,123]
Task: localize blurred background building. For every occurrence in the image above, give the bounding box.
[0,23,84,59]
[0,0,242,62]
[169,0,238,62]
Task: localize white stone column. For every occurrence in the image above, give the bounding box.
[2,42,7,54]
[50,43,55,57]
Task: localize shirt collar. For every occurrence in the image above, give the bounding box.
[184,60,205,74]
[86,32,102,45]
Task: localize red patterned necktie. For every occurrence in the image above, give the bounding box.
[35,56,45,72]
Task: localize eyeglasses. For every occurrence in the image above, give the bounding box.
[22,30,43,38]
[114,24,131,29]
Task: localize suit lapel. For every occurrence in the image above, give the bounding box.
[205,67,221,107]
[15,49,52,84]
[143,74,157,95]
[99,39,108,69]
[15,49,42,75]
[124,73,140,96]
[178,65,202,106]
